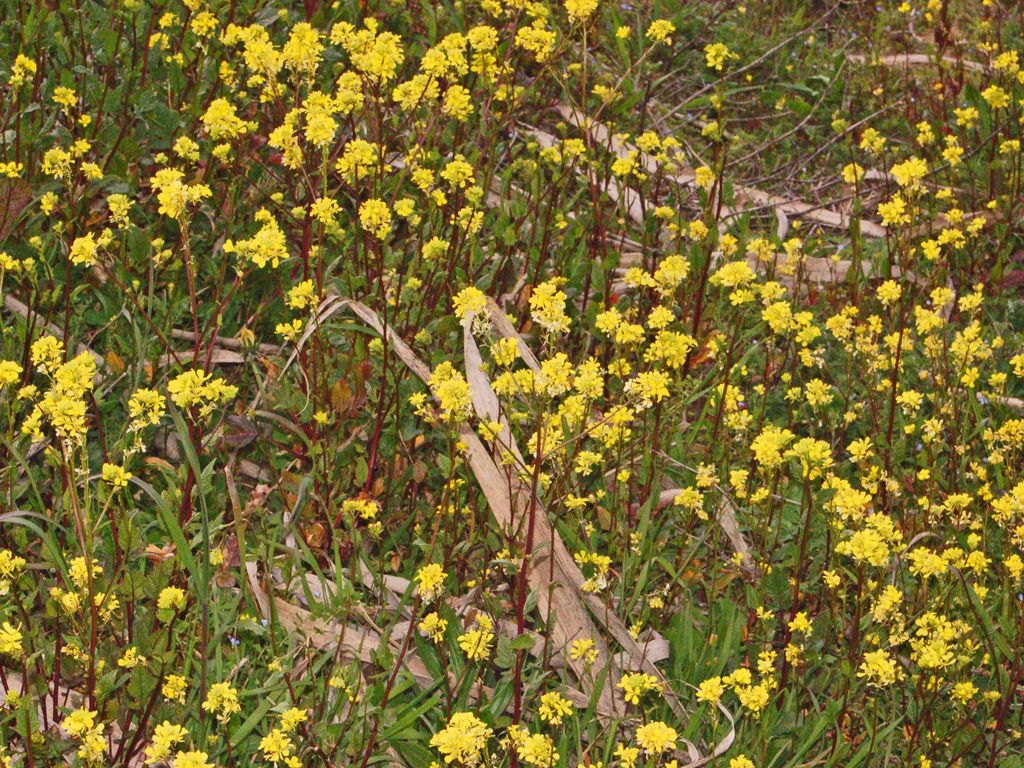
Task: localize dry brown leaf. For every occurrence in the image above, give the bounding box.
[485,298,542,373]
[246,562,402,667]
[303,298,620,712]
[158,348,246,366]
[244,563,613,719]
[0,179,31,240]
[170,328,279,356]
[729,185,887,238]
[554,104,886,238]
[979,393,1023,409]
[846,52,985,73]
[458,308,709,726]
[461,301,708,724]
[460,308,618,713]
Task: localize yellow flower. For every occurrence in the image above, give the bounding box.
[415,563,447,601]
[457,614,495,661]
[172,751,215,768]
[788,611,812,634]
[69,556,103,590]
[338,141,386,185]
[907,547,947,579]
[144,721,188,765]
[515,23,557,63]
[617,672,660,704]
[982,84,1010,109]
[859,127,886,154]
[202,681,241,721]
[282,22,323,75]
[117,646,144,668]
[750,425,795,470]
[428,361,471,422]
[0,360,22,387]
[646,19,675,44]
[876,280,902,306]
[842,162,864,184]
[694,165,716,190]
[107,194,134,227]
[62,707,98,738]
[151,168,211,220]
[341,498,378,521]
[128,388,167,428]
[836,528,890,567]
[564,0,598,24]
[158,586,187,613]
[636,721,677,754]
[8,54,37,88]
[53,85,78,109]
[167,370,237,416]
[259,728,294,764]
[32,335,65,374]
[430,711,492,765]
[951,681,978,705]
[338,21,405,81]
[0,622,23,657]
[518,732,558,767]
[76,723,107,763]
[737,683,770,715]
[696,675,724,705]
[942,136,964,166]
[190,11,218,37]
[528,279,570,334]
[878,194,910,226]
[704,42,734,71]
[891,157,928,190]
[202,98,249,140]
[538,691,574,725]
[916,121,935,146]
[101,463,132,488]
[223,211,289,268]
[70,232,102,267]
[1007,554,1024,580]
[710,260,755,289]
[453,287,488,321]
[358,198,392,239]
[418,612,448,643]
[276,318,304,342]
[784,437,833,478]
[443,85,474,121]
[614,743,640,768]
[625,370,671,406]
[0,549,26,581]
[539,353,573,396]
[569,638,598,665]
[287,280,317,311]
[280,707,306,732]
[857,649,900,687]
[162,674,187,703]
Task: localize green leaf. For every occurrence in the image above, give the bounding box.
[510,632,537,652]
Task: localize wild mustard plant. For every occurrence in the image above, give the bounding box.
[0,1,1023,767]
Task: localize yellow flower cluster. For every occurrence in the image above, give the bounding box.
[167,369,237,417]
[431,711,492,765]
[21,339,97,445]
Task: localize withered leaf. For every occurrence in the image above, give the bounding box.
[0,179,31,241]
